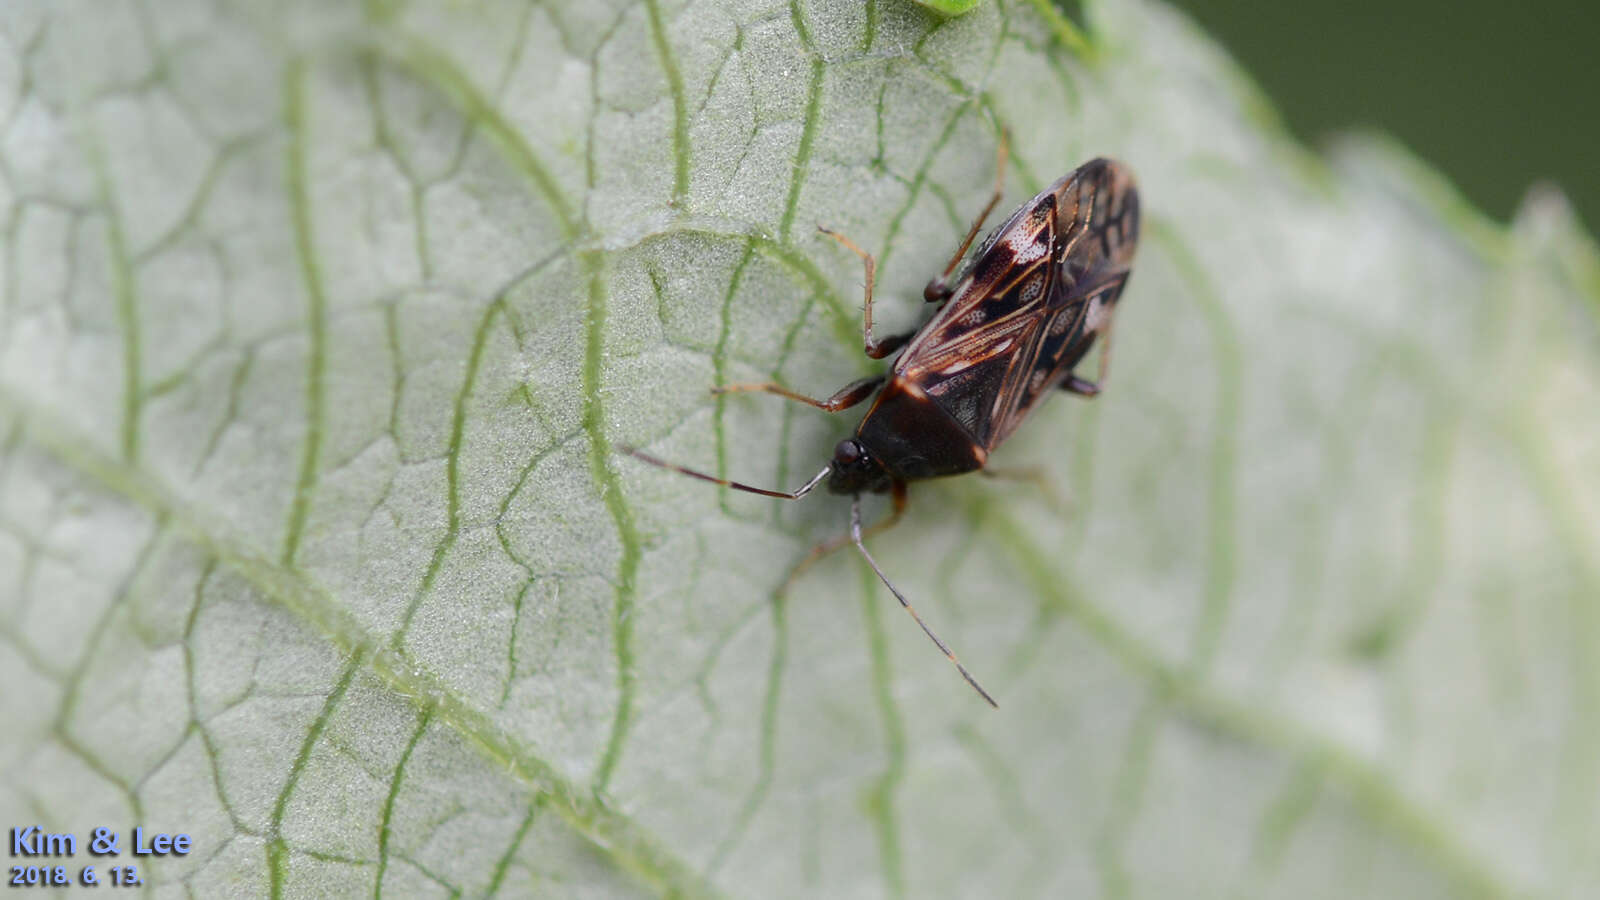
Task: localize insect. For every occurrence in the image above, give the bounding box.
[623,144,1140,706]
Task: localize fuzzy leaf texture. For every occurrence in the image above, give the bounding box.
[3,0,1598,897]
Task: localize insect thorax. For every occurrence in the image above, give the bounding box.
[850,378,986,485]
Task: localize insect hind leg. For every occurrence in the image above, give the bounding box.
[1061,319,1116,397]
[817,227,910,360]
[924,129,1011,303]
[1060,375,1100,397]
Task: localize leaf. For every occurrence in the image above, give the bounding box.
[2,0,1598,897]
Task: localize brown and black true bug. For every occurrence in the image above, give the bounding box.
[623,144,1140,706]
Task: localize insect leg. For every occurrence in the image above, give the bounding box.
[981,465,1070,516]
[711,373,885,412]
[849,495,998,708]
[618,446,830,500]
[923,129,1011,303]
[817,226,907,360]
[1061,319,1115,397]
[1060,375,1100,397]
[1095,317,1115,385]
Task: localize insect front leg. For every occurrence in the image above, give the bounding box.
[711,373,885,412]
[818,226,909,360]
[923,130,1011,303]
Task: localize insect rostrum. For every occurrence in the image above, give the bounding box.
[623,154,1140,707]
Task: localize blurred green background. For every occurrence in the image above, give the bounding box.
[1161,0,1597,233]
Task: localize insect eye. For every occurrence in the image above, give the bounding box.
[833,439,863,464]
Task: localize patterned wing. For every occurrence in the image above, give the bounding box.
[897,159,1140,450]
[987,159,1140,444]
[894,188,1059,446]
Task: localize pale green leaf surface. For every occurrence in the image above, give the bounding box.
[3,0,1599,897]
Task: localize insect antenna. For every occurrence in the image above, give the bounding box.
[618,446,830,500]
[849,498,998,708]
